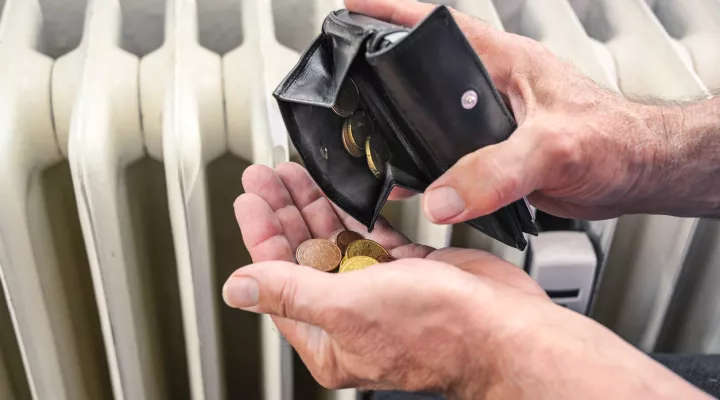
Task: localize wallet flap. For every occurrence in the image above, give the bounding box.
[364,6,532,248]
[274,10,404,108]
[366,6,517,174]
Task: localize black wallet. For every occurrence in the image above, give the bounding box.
[273,6,537,250]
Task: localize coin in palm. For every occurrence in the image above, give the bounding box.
[295,239,342,272]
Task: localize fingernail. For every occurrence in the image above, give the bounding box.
[223,277,259,308]
[424,187,466,222]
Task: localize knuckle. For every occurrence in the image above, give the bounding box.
[475,149,520,203]
[314,369,348,390]
[542,130,582,168]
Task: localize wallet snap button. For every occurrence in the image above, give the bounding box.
[461,90,478,110]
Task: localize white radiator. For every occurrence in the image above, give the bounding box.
[0,0,718,399]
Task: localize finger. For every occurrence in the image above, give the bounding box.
[345,0,525,92]
[223,261,343,325]
[242,164,312,250]
[422,127,545,224]
[390,243,435,259]
[275,162,346,239]
[345,0,507,50]
[528,192,621,221]
[388,187,418,201]
[234,193,295,262]
[345,0,436,27]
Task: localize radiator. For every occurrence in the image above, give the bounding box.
[0,0,718,399]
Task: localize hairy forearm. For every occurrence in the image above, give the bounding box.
[638,95,720,218]
[471,306,712,400]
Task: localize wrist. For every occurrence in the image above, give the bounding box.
[635,99,720,217]
[458,303,709,400]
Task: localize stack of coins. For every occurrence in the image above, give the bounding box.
[295,230,397,273]
[333,78,392,180]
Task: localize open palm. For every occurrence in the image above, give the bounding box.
[228,162,549,392]
[234,162,544,294]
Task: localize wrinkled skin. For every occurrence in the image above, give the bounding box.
[222,0,717,398]
[354,0,710,223]
[225,164,706,399]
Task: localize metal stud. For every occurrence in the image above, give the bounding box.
[461,90,478,110]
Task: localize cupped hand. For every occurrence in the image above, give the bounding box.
[223,163,706,399]
[349,0,672,221]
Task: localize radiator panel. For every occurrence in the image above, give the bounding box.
[0,1,111,399]
[61,0,189,398]
[141,1,227,399]
[568,0,709,352]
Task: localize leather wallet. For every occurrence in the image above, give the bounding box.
[273,5,538,250]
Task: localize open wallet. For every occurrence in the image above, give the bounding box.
[273,5,538,250]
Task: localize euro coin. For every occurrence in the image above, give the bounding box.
[339,256,379,273]
[332,78,359,117]
[295,239,342,272]
[346,239,389,259]
[366,135,391,179]
[347,111,374,152]
[376,255,397,263]
[342,120,364,158]
[335,231,365,254]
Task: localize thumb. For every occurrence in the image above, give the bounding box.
[223,261,339,325]
[422,129,545,224]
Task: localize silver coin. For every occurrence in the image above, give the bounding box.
[332,78,360,117]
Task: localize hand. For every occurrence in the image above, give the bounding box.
[223,162,707,399]
[347,0,688,221]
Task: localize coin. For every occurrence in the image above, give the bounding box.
[346,239,389,259]
[332,78,359,117]
[366,135,391,179]
[342,120,364,158]
[295,239,342,272]
[376,255,397,263]
[335,231,365,254]
[347,111,374,151]
[339,256,379,273]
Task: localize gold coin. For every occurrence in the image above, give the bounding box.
[339,256,379,273]
[365,135,391,179]
[347,111,374,151]
[346,239,389,259]
[342,120,364,158]
[332,78,359,117]
[295,239,342,272]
